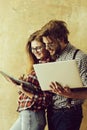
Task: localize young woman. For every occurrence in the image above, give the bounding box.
[10,31,53,130]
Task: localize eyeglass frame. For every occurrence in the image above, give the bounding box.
[31,44,46,52]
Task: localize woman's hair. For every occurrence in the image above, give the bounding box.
[40,20,69,43]
[26,30,47,73]
[26,30,40,64]
[26,30,40,73]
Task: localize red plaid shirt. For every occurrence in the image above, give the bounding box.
[17,70,52,112]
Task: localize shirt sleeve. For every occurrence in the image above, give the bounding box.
[20,71,53,109]
[80,54,87,86]
[77,52,87,86]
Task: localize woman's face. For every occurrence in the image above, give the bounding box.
[31,40,46,60]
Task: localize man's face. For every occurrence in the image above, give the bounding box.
[43,36,61,56]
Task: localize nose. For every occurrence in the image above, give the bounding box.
[45,44,49,50]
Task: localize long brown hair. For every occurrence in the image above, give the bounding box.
[26,30,41,73]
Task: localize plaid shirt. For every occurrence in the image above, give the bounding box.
[17,65,53,112]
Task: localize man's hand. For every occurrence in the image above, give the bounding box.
[49,81,72,98]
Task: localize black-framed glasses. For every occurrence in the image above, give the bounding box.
[31,45,45,52]
[45,42,55,48]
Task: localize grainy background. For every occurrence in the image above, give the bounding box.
[0,0,87,130]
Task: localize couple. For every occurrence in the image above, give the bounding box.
[10,20,87,130]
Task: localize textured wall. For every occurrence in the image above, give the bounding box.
[0,0,87,130]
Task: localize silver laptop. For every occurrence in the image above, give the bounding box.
[33,60,83,90]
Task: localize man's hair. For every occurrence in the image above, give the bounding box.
[40,20,69,43]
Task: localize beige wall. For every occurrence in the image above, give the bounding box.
[0,0,87,130]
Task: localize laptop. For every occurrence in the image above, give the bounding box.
[33,60,83,91]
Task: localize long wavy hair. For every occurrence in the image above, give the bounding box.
[26,30,41,73]
[26,30,51,73]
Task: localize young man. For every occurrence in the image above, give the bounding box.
[40,20,87,130]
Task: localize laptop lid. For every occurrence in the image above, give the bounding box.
[33,60,83,90]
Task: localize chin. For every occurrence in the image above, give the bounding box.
[37,56,42,60]
[50,52,55,56]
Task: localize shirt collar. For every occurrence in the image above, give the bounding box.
[56,42,72,58]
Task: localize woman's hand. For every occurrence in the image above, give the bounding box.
[18,84,34,99]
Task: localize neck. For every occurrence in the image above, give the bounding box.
[52,43,68,61]
[39,56,53,63]
[51,55,58,61]
[60,41,68,50]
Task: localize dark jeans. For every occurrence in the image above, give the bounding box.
[47,105,83,130]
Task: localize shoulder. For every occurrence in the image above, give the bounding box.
[69,43,87,59]
[69,43,87,64]
[75,49,87,60]
[75,50,87,71]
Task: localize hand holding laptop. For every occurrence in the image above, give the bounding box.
[33,60,83,91]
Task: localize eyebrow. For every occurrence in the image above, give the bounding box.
[45,42,53,44]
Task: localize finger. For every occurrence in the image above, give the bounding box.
[18,83,23,89]
[64,86,71,92]
[50,85,61,94]
[50,82,56,89]
[50,82,56,87]
[50,84,59,94]
[50,84,56,92]
[55,82,62,87]
[55,82,64,91]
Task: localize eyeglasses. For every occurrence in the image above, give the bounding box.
[31,45,45,52]
[45,42,55,48]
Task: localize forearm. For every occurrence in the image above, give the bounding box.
[50,81,87,99]
[70,90,87,99]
